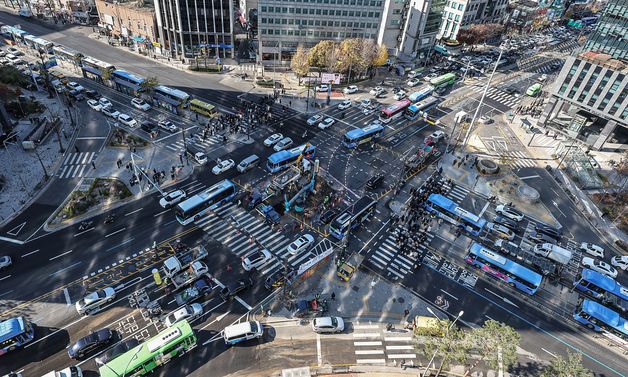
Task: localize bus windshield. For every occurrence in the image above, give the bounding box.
[342,124,385,148]
[266,144,316,173]
[379,99,412,123]
[466,242,543,295]
[0,316,36,356]
[425,194,486,235]
[175,179,237,225]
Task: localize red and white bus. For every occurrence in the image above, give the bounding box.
[379,99,412,123]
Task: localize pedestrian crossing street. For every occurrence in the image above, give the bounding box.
[194,201,333,276]
[165,134,225,153]
[352,324,417,364]
[470,84,520,108]
[366,183,470,281]
[57,152,96,179]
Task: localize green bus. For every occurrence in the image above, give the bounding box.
[98,320,197,377]
[526,83,542,96]
[430,73,456,88]
[189,98,217,117]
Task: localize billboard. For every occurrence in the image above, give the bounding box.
[321,73,342,84]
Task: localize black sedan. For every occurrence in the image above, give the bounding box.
[220,278,253,300]
[493,215,519,231]
[68,328,114,359]
[95,338,139,366]
[319,208,340,225]
[534,224,562,241]
[192,274,213,296]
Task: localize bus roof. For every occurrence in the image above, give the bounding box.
[112,69,145,84]
[408,86,434,102]
[99,320,194,377]
[190,98,215,109]
[581,268,617,291]
[155,85,190,100]
[430,73,456,85]
[178,179,234,212]
[528,83,542,91]
[581,299,623,328]
[268,144,315,164]
[0,317,26,343]
[382,99,412,114]
[346,124,384,139]
[470,242,542,286]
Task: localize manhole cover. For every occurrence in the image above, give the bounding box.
[398,297,405,304]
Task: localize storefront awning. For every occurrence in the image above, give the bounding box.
[132,36,146,43]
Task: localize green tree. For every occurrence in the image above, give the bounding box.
[0,65,29,87]
[336,38,361,81]
[463,320,520,376]
[101,68,113,81]
[307,40,337,70]
[140,76,159,94]
[541,351,592,377]
[420,319,470,376]
[290,45,310,84]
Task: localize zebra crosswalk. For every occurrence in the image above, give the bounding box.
[368,230,433,280]
[165,134,224,153]
[443,183,469,204]
[470,85,520,108]
[476,150,538,169]
[58,152,96,179]
[353,324,417,364]
[194,202,331,276]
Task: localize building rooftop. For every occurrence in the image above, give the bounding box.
[578,51,627,73]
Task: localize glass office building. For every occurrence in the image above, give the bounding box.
[583,0,627,60]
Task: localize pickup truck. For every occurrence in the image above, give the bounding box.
[174,274,213,305]
[258,204,281,225]
[163,245,208,278]
[170,261,209,289]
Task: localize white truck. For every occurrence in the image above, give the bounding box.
[533,243,573,265]
[163,246,208,288]
[169,261,209,289]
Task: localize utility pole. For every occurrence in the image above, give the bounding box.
[33,148,49,180]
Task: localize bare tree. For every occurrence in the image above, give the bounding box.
[290,45,310,84]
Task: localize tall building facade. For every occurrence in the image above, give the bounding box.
[539,51,627,150]
[582,0,627,61]
[396,0,446,60]
[95,0,158,54]
[437,0,508,41]
[154,0,239,59]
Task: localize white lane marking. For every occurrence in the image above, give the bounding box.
[541,347,558,358]
[21,249,40,257]
[235,296,252,310]
[63,288,72,306]
[105,227,126,238]
[125,207,143,216]
[0,275,11,282]
[49,249,73,261]
[354,341,382,346]
[388,354,417,359]
[153,209,171,217]
[355,350,384,355]
[316,334,322,367]
[485,314,495,321]
[440,289,459,301]
[520,175,540,180]
[73,227,95,237]
[76,136,107,140]
[48,262,82,277]
[353,324,380,329]
[386,345,414,350]
[478,201,491,217]
[384,337,413,342]
[0,290,14,298]
[106,238,135,252]
[0,236,25,245]
[356,359,386,364]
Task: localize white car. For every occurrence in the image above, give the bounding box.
[487,222,515,241]
[158,120,178,133]
[393,90,407,100]
[316,84,329,92]
[369,86,384,96]
[241,249,272,271]
[117,114,138,128]
[99,97,112,108]
[264,133,283,146]
[212,159,235,175]
[479,116,494,125]
[343,85,358,94]
[539,74,548,81]
[495,205,524,222]
[159,189,187,208]
[75,287,116,315]
[131,97,151,111]
[0,256,12,271]
[66,82,84,92]
[429,130,445,142]
[424,73,438,81]
[164,303,203,327]
[286,233,314,255]
[7,47,22,56]
[360,98,372,108]
[312,316,344,334]
[307,114,323,126]
[193,152,208,165]
[101,106,120,118]
[611,255,628,271]
[580,242,604,259]
[5,54,23,65]
[338,100,352,110]
[407,78,421,87]
[273,137,293,151]
[318,118,335,130]
[87,99,103,111]
[581,257,618,279]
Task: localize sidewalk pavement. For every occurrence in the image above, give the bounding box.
[0,89,79,227]
[501,112,628,246]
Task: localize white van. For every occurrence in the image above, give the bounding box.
[237,154,260,173]
[223,321,263,345]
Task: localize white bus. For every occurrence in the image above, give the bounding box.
[175,179,237,225]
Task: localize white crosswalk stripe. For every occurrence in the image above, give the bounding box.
[165,135,223,152]
[471,85,520,108]
[58,152,95,179]
[368,228,434,280]
[353,325,419,364]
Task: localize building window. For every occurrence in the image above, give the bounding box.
[391,19,401,25]
[368,11,373,17]
[393,9,401,14]
[458,3,464,10]
[261,6,267,12]
[349,11,354,16]
[315,20,321,25]
[360,22,366,28]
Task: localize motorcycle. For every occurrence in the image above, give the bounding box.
[104,214,116,224]
[78,220,93,231]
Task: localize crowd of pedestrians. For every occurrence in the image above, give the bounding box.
[514,96,546,118]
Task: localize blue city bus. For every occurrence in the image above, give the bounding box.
[0,316,36,356]
[175,179,237,225]
[408,86,434,103]
[342,124,385,148]
[266,144,316,173]
[574,269,628,314]
[573,299,628,340]
[111,69,145,95]
[154,85,190,113]
[405,96,439,120]
[465,242,543,295]
[329,197,377,240]
[425,193,486,235]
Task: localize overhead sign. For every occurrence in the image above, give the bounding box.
[321,73,342,85]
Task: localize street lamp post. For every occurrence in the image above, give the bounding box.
[422,309,464,377]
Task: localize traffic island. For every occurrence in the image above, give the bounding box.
[48,177,132,226]
[107,127,150,148]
